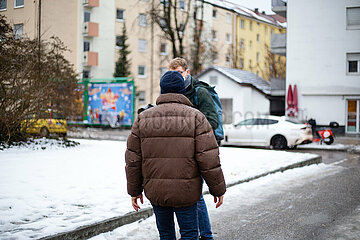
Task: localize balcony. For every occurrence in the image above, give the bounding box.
[271,0,287,18]
[83,51,98,67]
[271,33,286,56]
[83,0,99,8]
[83,22,99,37]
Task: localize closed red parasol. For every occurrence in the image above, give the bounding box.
[293,84,298,115]
[286,84,293,116]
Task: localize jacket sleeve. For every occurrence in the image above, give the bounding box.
[125,118,143,197]
[195,113,226,197]
[196,87,219,130]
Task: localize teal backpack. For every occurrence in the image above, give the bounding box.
[193,81,224,141]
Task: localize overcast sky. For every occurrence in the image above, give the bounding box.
[226,0,275,14]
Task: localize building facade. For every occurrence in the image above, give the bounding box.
[277,0,360,134]
[1,0,287,114]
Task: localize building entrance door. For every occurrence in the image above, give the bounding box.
[346,99,360,133]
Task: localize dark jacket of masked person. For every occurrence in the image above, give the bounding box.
[125,72,226,208]
[184,75,219,130]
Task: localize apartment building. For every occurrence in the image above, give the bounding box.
[202,1,286,81]
[274,0,360,134]
[0,0,114,79]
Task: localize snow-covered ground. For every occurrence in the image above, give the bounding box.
[90,163,343,240]
[0,139,318,239]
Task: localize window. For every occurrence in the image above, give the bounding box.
[83,41,90,52]
[179,0,185,10]
[271,29,273,35]
[14,0,23,8]
[83,70,90,79]
[13,23,23,39]
[240,19,245,29]
[249,40,252,49]
[256,52,260,62]
[84,11,91,22]
[249,59,252,68]
[212,30,217,41]
[116,35,123,48]
[160,18,168,30]
[138,65,146,77]
[249,21,252,30]
[160,43,167,55]
[226,13,231,23]
[257,34,260,42]
[116,9,125,20]
[209,76,218,85]
[160,67,167,77]
[264,26,267,34]
[213,9,217,18]
[138,39,146,52]
[139,14,147,27]
[347,7,360,29]
[256,119,278,125]
[0,0,6,10]
[240,39,244,49]
[226,33,231,43]
[179,23,185,34]
[347,53,360,74]
[138,91,146,104]
[239,58,244,69]
[226,54,231,64]
[212,51,218,63]
[235,119,256,126]
[161,0,169,6]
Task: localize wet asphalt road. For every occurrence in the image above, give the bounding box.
[210,149,360,240]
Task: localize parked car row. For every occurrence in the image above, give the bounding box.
[221,115,313,149]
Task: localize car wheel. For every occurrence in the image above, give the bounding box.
[324,136,334,145]
[40,127,49,138]
[271,135,287,150]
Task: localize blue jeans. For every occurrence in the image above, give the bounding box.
[152,203,198,240]
[197,195,213,239]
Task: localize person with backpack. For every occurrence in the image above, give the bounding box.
[168,58,223,240]
[125,71,226,240]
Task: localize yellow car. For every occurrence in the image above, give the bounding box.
[22,112,68,137]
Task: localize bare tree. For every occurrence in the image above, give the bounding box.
[149,0,192,58]
[0,16,78,143]
[263,44,286,80]
[189,0,206,74]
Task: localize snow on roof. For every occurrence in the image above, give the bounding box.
[204,0,286,28]
[200,66,271,95]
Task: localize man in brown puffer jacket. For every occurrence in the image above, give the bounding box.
[125,71,226,240]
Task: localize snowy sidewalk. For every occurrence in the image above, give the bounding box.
[0,139,320,239]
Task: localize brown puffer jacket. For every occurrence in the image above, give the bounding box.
[125,93,226,208]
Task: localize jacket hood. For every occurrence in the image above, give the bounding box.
[156,93,193,107]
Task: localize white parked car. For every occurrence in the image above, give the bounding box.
[222,116,313,149]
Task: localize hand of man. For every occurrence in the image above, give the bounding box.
[214,195,224,208]
[132,194,143,211]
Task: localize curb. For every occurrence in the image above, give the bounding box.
[297,146,349,152]
[204,155,322,193]
[41,155,322,240]
[40,208,153,240]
